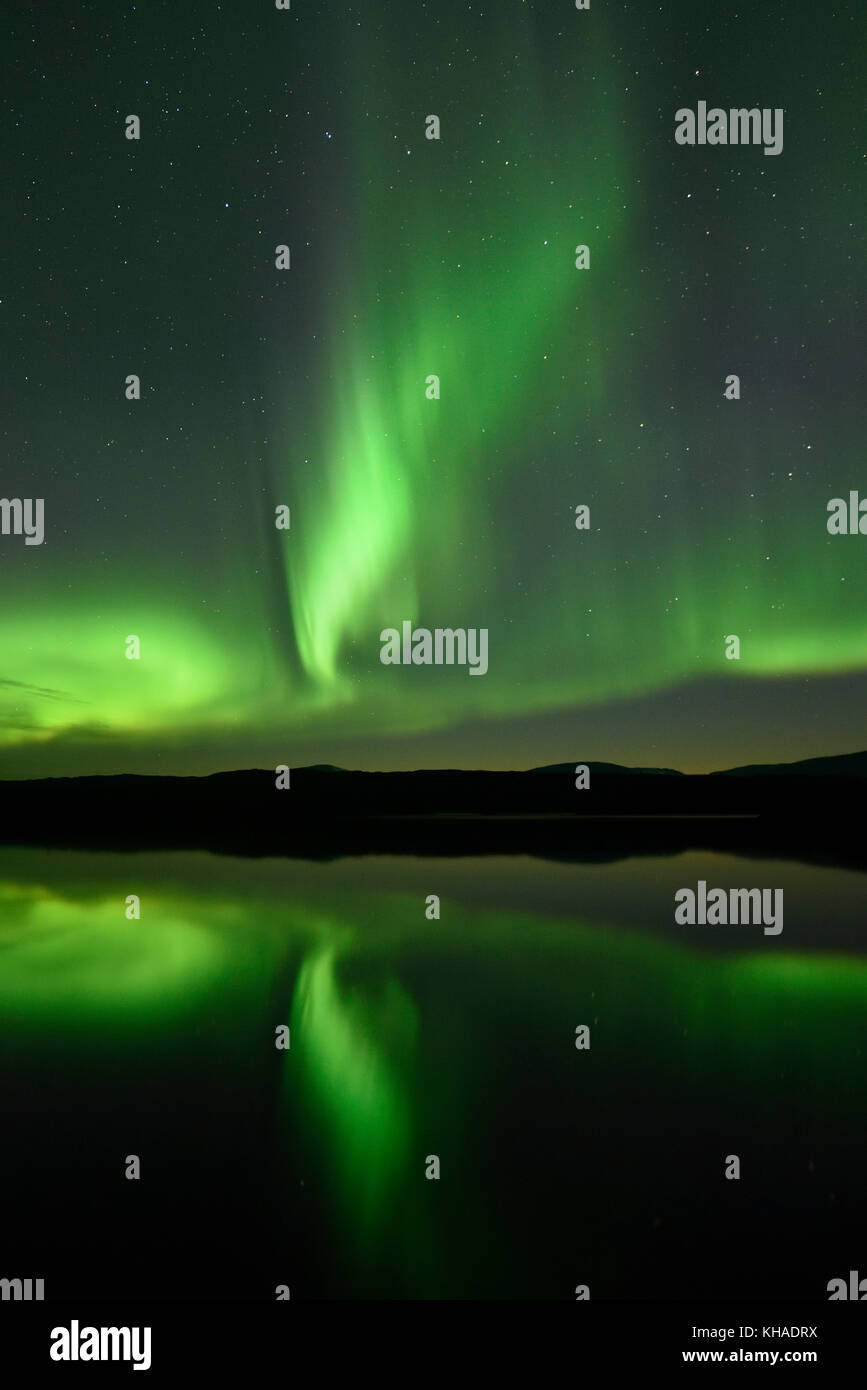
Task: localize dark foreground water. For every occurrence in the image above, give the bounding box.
[1,846,865,1301]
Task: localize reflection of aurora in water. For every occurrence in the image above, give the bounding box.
[1,847,866,1297]
[288,940,418,1237]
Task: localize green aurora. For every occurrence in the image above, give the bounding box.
[2,1,863,777]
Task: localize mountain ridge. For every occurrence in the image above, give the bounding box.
[5,748,865,784]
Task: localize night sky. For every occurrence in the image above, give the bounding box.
[1,0,863,777]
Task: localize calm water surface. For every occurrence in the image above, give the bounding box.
[1,847,864,1300]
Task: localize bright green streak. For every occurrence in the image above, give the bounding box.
[288,936,418,1238]
[287,15,636,698]
[282,8,866,730]
[0,10,863,772]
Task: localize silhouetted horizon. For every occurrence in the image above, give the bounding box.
[5,746,867,784]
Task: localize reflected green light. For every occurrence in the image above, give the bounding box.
[288,937,418,1235]
[1,850,867,1296]
[0,893,229,1021]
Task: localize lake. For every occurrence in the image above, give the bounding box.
[1,845,864,1300]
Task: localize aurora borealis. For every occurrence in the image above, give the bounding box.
[2,0,863,778]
